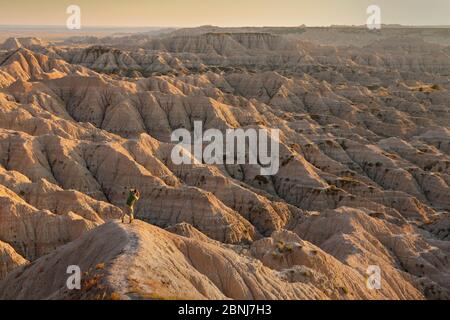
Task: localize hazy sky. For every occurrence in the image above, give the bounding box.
[1,0,449,27]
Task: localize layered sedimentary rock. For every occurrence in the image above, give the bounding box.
[0,221,422,300]
[0,26,449,300]
[0,240,28,280]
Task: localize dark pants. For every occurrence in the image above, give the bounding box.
[121,206,134,223]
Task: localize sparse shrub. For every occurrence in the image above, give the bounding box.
[276,240,286,251]
[431,84,440,90]
[83,275,102,291]
[274,241,295,255]
[271,251,281,259]
[281,156,294,167]
[340,287,349,295]
[96,263,105,270]
[254,175,269,184]
[110,292,121,300]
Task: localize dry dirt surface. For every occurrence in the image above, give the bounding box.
[0,26,449,300]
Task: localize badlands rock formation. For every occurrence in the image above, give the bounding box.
[0,240,27,281]
[0,220,424,300]
[0,26,449,300]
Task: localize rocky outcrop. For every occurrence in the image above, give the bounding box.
[292,207,450,299]
[0,220,424,300]
[0,241,28,281]
[0,26,449,299]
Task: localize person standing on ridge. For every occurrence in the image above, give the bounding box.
[122,188,140,224]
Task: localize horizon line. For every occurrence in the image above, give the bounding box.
[1,24,450,29]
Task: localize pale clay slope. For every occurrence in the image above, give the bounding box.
[0,220,428,300]
[0,27,449,299]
